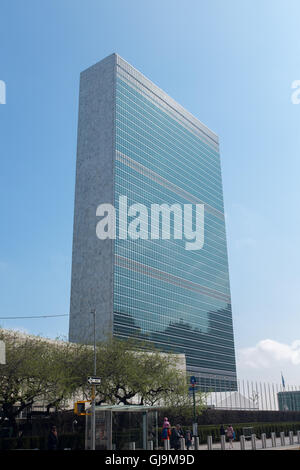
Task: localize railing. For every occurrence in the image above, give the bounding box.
[200,378,300,411]
[202,430,300,450]
[130,429,300,450]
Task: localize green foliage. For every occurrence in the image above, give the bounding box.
[0,329,94,427]
[162,389,207,421]
[0,329,204,428]
[93,337,192,406]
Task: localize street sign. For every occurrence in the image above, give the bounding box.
[88,376,101,385]
[190,376,196,386]
[190,376,197,423]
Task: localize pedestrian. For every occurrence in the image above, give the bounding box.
[176,424,184,446]
[185,429,192,450]
[220,424,225,440]
[176,424,184,437]
[169,425,181,450]
[225,424,234,449]
[16,430,24,449]
[162,417,170,429]
[48,425,59,450]
[161,423,171,445]
[170,426,177,449]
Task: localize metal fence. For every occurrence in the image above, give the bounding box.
[201,379,300,411]
[201,430,300,450]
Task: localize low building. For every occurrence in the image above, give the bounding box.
[278,391,300,411]
[205,391,258,410]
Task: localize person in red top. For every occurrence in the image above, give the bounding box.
[226,425,234,449]
[162,417,170,429]
[161,422,171,443]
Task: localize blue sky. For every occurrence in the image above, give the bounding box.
[1,0,300,384]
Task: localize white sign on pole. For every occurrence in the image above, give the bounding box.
[87,376,101,385]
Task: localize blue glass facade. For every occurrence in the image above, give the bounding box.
[112,58,237,390]
[278,392,300,411]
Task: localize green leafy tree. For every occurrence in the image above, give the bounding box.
[0,330,56,432]
[92,338,189,406]
[0,330,206,434]
[40,340,93,412]
[163,388,207,421]
[0,330,92,431]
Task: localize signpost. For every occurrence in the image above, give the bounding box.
[190,376,198,439]
[91,309,97,450]
[190,376,196,385]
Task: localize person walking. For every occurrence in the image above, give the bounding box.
[170,426,178,449]
[220,424,225,443]
[161,422,171,446]
[225,425,234,449]
[162,417,170,429]
[170,425,184,450]
[16,430,24,449]
[48,425,59,450]
[176,424,184,448]
[185,429,192,450]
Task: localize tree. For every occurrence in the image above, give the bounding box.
[39,339,93,412]
[92,337,189,406]
[0,330,93,432]
[0,329,206,434]
[0,330,56,432]
[91,337,207,421]
[162,388,207,422]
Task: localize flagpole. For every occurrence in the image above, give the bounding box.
[281,372,287,411]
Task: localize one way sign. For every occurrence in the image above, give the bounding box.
[87,376,101,385]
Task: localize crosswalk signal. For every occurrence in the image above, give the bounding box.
[74,401,86,415]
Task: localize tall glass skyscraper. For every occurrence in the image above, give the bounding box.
[69,54,237,390]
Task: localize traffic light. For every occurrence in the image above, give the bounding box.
[74,401,86,415]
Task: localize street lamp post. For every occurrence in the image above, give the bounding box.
[190,376,198,440]
[91,309,96,450]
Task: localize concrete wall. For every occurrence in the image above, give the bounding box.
[69,54,116,344]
